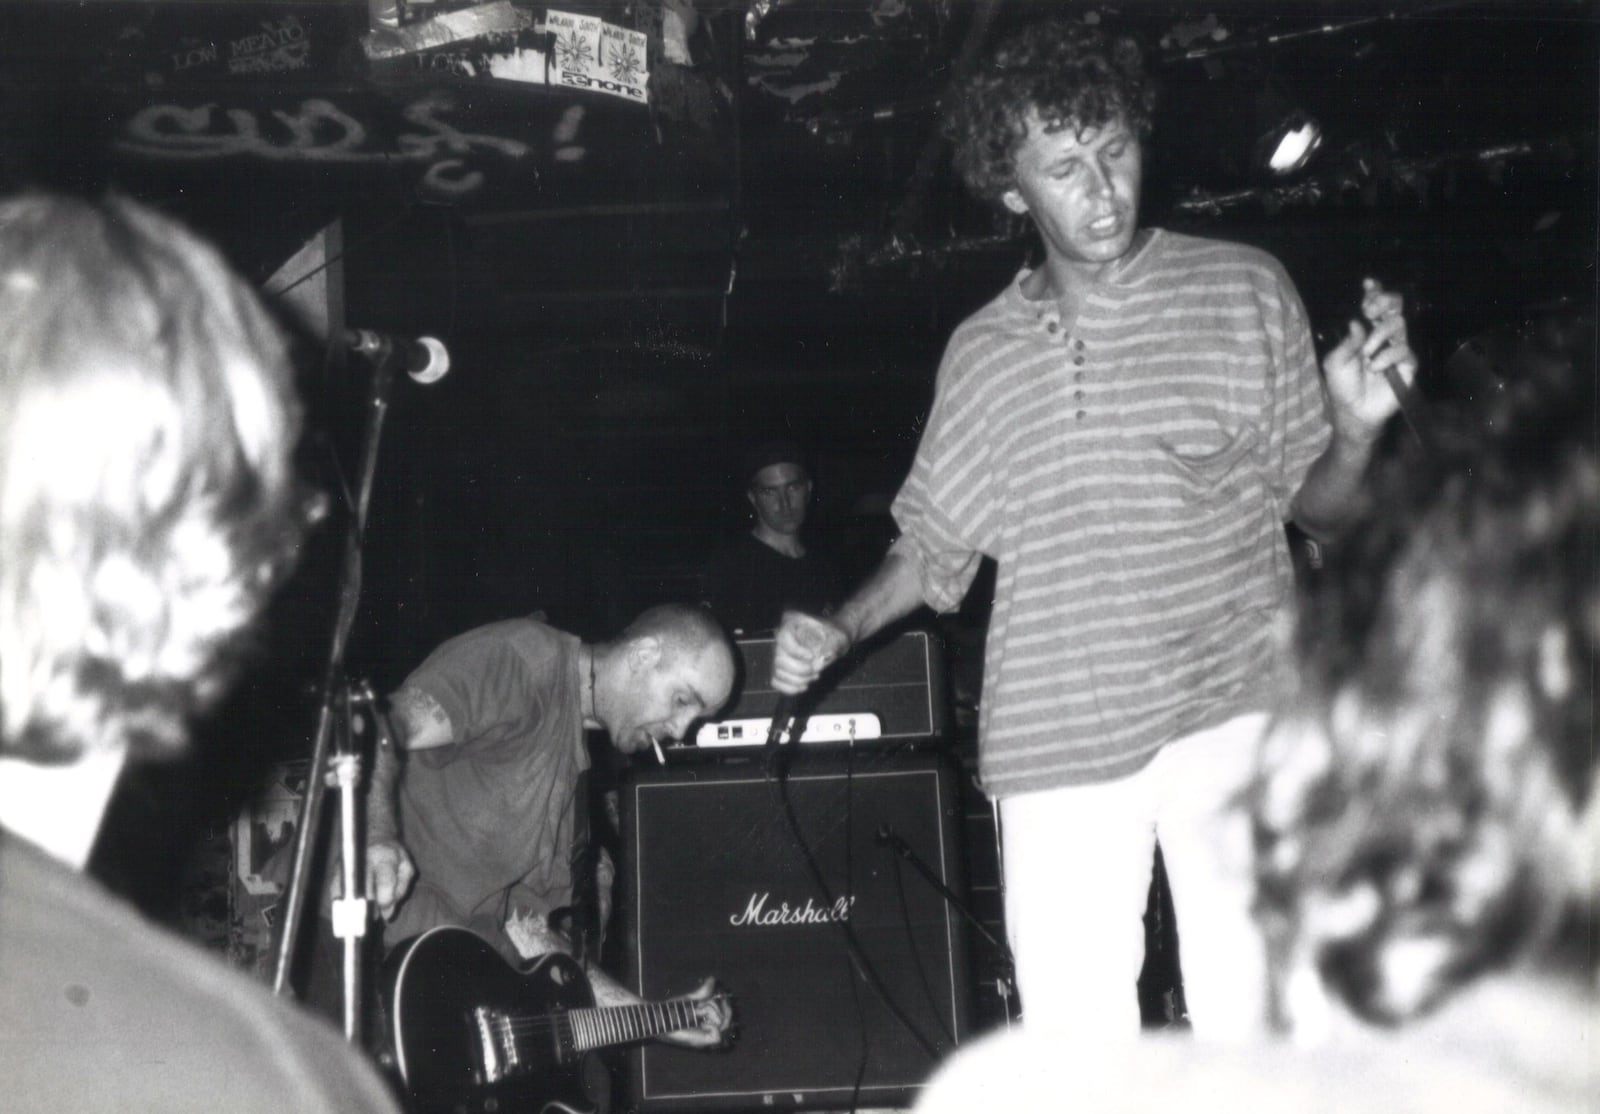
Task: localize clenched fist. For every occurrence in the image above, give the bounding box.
[365,839,416,921]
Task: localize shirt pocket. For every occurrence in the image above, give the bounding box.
[1154,423,1260,508]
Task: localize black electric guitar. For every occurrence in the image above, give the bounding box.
[389,925,726,1114]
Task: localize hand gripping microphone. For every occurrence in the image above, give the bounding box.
[765,613,848,753]
[765,694,800,750]
[344,329,451,384]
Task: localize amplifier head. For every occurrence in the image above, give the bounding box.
[702,626,947,747]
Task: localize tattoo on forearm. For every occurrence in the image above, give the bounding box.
[392,685,451,745]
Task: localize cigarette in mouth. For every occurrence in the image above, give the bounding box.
[651,735,666,765]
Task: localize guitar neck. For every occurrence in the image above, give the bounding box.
[565,997,707,1053]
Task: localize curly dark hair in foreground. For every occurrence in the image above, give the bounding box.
[944,19,1157,202]
[0,193,307,765]
[1250,344,1598,1034]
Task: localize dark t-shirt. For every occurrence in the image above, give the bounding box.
[0,833,402,1114]
[385,618,590,963]
[702,533,843,635]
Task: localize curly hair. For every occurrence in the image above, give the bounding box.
[0,193,307,764]
[1250,347,1598,1032]
[945,19,1157,202]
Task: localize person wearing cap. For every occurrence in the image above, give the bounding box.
[701,439,843,635]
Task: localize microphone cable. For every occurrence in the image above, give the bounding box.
[884,830,958,1048]
[763,720,944,1066]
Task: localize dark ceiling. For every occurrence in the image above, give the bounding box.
[2,0,1596,680]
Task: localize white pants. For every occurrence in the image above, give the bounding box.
[998,713,1269,1043]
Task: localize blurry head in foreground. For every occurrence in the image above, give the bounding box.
[0,192,306,769]
[1252,340,1598,1040]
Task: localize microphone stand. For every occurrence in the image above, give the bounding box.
[877,823,1019,1020]
[270,347,399,1045]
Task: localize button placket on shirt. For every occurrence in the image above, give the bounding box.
[1039,311,1090,421]
[1069,335,1089,420]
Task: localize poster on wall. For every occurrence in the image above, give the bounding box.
[546,7,648,105]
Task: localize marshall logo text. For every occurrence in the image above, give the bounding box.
[729,892,856,927]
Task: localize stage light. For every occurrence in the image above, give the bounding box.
[1253,80,1323,177]
[1262,110,1323,174]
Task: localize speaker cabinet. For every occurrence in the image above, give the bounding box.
[620,755,971,1111]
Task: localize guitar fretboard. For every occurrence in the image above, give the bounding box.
[565,998,706,1052]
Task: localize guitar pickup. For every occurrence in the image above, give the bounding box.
[471,1007,518,1083]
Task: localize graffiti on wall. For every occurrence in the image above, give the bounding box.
[113,90,581,195]
[165,14,314,79]
[227,16,313,75]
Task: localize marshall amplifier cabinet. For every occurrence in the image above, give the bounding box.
[620,754,972,1111]
[694,627,948,748]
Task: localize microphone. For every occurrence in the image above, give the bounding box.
[765,694,799,750]
[344,329,451,384]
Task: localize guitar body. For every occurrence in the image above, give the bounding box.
[390,926,610,1114]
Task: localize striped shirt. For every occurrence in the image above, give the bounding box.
[893,230,1331,795]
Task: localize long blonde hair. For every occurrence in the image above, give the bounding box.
[0,193,305,762]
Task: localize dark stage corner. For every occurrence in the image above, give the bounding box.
[2,1,1594,1112]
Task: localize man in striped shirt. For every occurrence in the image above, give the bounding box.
[771,20,1417,1042]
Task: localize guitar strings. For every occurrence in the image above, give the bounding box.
[489,995,733,1037]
